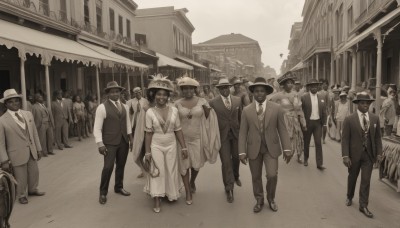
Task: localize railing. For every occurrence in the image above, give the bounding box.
[354,0,393,25]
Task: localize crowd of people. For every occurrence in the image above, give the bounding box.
[0,71,386,220]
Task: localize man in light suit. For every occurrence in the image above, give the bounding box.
[0,89,45,204]
[209,78,242,203]
[342,92,383,218]
[239,77,292,213]
[51,90,73,150]
[301,79,327,169]
[32,93,55,156]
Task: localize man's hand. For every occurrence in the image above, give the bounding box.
[239,154,247,165]
[376,155,384,165]
[302,126,307,132]
[1,162,10,173]
[343,157,352,168]
[37,151,42,161]
[283,153,293,164]
[98,146,107,156]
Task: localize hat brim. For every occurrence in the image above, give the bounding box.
[0,94,22,103]
[104,86,124,93]
[148,86,174,92]
[178,84,199,88]
[306,82,322,86]
[352,99,375,104]
[216,83,232,88]
[248,83,274,94]
[278,77,296,85]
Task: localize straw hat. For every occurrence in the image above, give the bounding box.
[352,92,375,104]
[148,74,174,92]
[248,77,274,94]
[215,78,233,88]
[232,79,242,85]
[177,76,200,88]
[277,71,296,85]
[339,91,348,97]
[104,81,124,93]
[0,89,22,103]
[306,79,322,86]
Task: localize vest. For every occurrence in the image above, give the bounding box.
[102,100,128,146]
[362,130,373,161]
[17,122,31,147]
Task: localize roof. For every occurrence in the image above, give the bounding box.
[200,33,258,45]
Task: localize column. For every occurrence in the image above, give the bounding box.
[357,51,362,84]
[330,53,335,85]
[316,54,319,80]
[44,64,51,109]
[351,49,357,91]
[343,52,348,85]
[311,58,314,79]
[127,68,131,97]
[323,57,326,80]
[19,52,27,110]
[140,69,145,92]
[96,66,100,105]
[111,67,114,81]
[375,28,383,113]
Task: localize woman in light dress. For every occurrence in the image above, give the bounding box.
[144,74,188,213]
[271,72,306,163]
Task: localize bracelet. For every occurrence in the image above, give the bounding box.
[181,148,188,151]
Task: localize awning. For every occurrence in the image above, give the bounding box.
[175,56,207,69]
[0,19,106,66]
[290,61,305,71]
[156,52,193,70]
[337,7,400,54]
[79,41,148,69]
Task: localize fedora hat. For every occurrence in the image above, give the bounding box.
[0,89,22,103]
[132,87,142,93]
[248,77,274,94]
[339,91,348,97]
[277,71,296,85]
[306,79,322,86]
[352,92,375,104]
[215,78,232,88]
[232,79,242,85]
[104,81,124,93]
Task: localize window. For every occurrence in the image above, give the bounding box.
[109,8,115,31]
[60,0,67,21]
[348,6,353,34]
[96,0,102,33]
[135,33,147,46]
[360,0,367,14]
[118,15,123,35]
[84,0,90,24]
[39,0,49,16]
[126,19,131,38]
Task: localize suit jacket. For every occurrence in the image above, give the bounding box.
[0,110,42,166]
[239,102,291,159]
[51,99,72,125]
[32,103,55,129]
[341,112,382,163]
[301,92,327,126]
[209,95,241,142]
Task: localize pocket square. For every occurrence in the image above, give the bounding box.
[374,124,376,128]
[321,100,325,103]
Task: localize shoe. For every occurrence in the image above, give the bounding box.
[64,145,73,148]
[137,173,144,178]
[304,161,308,167]
[115,188,131,196]
[226,190,234,203]
[359,207,373,218]
[48,152,55,155]
[317,166,326,171]
[253,202,264,213]
[297,157,303,164]
[99,195,107,204]
[153,207,161,213]
[268,201,278,212]
[186,199,193,205]
[346,198,352,206]
[43,154,48,157]
[235,179,242,187]
[190,182,196,194]
[58,146,64,150]
[28,191,45,196]
[78,137,82,141]
[19,197,28,204]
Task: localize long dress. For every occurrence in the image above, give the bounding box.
[271,91,305,158]
[144,106,182,201]
[175,97,209,175]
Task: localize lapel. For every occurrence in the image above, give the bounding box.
[20,111,32,139]
[368,112,375,140]
[217,96,231,116]
[263,101,273,129]
[354,113,364,138]
[305,93,312,113]
[4,112,26,140]
[249,102,259,130]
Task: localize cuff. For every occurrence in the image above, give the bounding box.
[239,153,246,156]
[96,141,105,148]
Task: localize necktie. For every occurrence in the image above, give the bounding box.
[15,112,25,124]
[115,101,122,113]
[59,100,63,108]
[362,113,368,132]
[137,101,141,113]
[257,103,264,116]
[224,98,231,110]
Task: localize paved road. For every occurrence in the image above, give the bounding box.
[10,136,400,228]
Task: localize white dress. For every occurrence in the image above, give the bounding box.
[144,106,182,201]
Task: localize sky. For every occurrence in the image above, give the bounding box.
[135,0,305,75]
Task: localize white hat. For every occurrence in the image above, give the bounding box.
[132,87,142,93]
[0,89,22,103]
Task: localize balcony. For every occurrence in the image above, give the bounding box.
[354,0,395,29]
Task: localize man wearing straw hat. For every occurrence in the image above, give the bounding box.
[0,89,45,204]
[93,81,133,205]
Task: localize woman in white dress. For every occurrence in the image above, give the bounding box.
[144,74,188,213]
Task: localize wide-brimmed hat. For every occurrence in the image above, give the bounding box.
[132,87,142,93]
[306,79,322,86]
[339,91,348,97]
[248,77,274,94]
[177,76,199,88]
[232,79,242,85]
[0,89,23,103]
[277,71,296,85]
[215,78,233,88]
[294,80,301,85]
[352,92,375,103]
[148,74,174,92]
[104,81,124,93]
[332,88,341,93]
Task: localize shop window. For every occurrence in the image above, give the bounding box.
[135,33,147,46]
[96,0,103,33]
[118,15,123,35]
[126,19,131,38]
[109,9,115,31]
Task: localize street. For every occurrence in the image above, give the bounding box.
[10,136,400,228]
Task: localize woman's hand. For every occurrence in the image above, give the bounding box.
[145,153,152,162]
[181,149,188,160]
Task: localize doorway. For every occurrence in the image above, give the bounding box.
[0,70,11,97]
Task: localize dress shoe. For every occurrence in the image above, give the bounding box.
[19,197,28,204]
[115,188,131,196]
[28,191,45,196]
[346,198,352,206]
[48,152,55,155]
[226,190,234,203]
[359,207,373,218]
[57,146,64,150]
[137,173,144,178]
[235,179,242,187]
[304,160,308,167]
[268,201,278,212]
[297,157,303,164]
[64,145,73,148]
[99,195,107,204]
[253,202,264,213]
[42,154,48,157]
[317,166,326,171]
[153,207,161,213]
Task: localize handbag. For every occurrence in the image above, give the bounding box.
[142,157,160,178]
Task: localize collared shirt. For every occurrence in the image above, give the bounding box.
[222,95,232,109]
[93,99,132,147]
[357,109,370,130]
[310,92,320,120]
[8,109,26,129]
[257,99,267,113]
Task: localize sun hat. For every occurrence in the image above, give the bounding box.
[215,78,233,88]
[277,71,296,85]
[248,77,274,94]
[177,76,200,88]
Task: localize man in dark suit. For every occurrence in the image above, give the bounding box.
[209,78,242,203]
[0,89,45,204]
[301,79,327,169]
[93,81,133,205]
[342,92,383,218]
[51,90,73,150]
[32,93,55,156]
[239,77,292,213]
